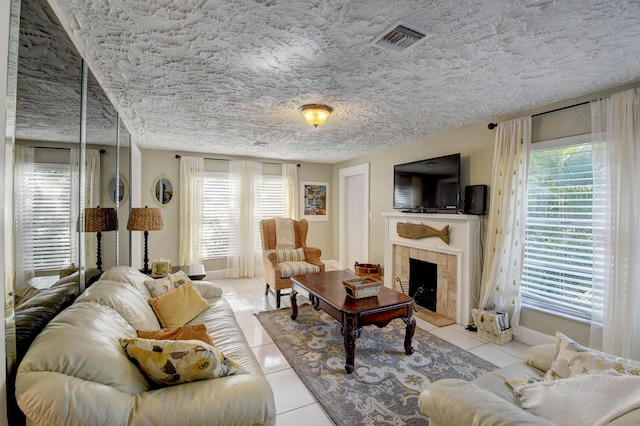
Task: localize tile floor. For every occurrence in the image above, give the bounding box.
[209,274,531,425]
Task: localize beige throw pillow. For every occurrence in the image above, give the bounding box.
[148,282,209,329]
[120,337,246,386]
[544,331,640,381]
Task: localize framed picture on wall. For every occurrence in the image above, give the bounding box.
[301,181,328,221]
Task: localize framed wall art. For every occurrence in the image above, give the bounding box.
[301,181,328,221]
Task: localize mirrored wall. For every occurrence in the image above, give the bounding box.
[5,0,132,422]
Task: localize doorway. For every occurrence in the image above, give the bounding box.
[339,163,370,271]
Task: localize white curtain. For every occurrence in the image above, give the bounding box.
[70,149,101,269]
[14,145,34,284]
[479,116,532,334]
[589,88,640,359]
[179,156,204,266]
[282,163,298,219]
[226,160,263,278]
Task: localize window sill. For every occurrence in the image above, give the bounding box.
[521,303,591,326]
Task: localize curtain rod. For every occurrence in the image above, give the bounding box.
[174,154,300,167]
[487,100,591,130]
[28,146,107,154]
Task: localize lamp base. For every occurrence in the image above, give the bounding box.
[139,268,152,275]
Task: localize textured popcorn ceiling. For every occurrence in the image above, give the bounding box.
[44,0,640,163]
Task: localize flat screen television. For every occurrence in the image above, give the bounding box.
[393,153,460,212]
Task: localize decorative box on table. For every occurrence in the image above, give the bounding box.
[354,262,381,280]
[471,308,512,345]
[342,276,382,299]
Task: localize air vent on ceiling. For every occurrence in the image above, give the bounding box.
[252,141,269,147]
[373,23,426,53]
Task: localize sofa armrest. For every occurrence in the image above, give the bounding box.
[192,280,223,299]
[523,344,556,373]
[419,379,550,426]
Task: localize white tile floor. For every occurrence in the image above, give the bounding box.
[209,275,530,425]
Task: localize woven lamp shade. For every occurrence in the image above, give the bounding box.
[84,207,118,232]
[127,207,164,231]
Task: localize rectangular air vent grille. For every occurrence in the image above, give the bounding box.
[374,24,426,52]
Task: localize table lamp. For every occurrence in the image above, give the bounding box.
[127,206,164,274]
[84,207,118,271]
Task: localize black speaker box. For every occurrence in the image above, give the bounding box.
[464,185,487,215]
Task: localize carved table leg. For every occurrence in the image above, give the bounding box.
[341,315,359,374]
[403,314,416,355]
[290,290,298,320]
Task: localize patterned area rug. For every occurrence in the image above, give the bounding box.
[256,304,497,425]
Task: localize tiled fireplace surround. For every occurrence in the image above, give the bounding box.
[383,212,481,327]
[393,245,458,324]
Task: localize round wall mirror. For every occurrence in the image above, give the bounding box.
[107,174,129,204]
[152,175,174,207]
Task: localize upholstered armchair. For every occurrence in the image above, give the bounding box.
[260,218,325,308]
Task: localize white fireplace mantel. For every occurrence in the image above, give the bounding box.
[383,212,482,326]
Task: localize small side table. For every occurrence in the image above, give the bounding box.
[172,264,206,280]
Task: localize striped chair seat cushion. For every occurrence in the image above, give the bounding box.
[278,261,321,278]
[275,248,305,262]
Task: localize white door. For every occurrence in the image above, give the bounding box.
[339,164,369,271]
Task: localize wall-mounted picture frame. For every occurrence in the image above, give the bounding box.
[301,181,328,221]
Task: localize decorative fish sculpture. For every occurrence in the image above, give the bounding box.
[397,223,449,245]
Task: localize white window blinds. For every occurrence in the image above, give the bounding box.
[30,163,71,271]
[521,135,605,320]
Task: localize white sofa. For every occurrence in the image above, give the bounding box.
[16,266,276,425]
[418,340,640,425]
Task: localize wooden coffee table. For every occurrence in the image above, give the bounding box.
[290,270,416,374]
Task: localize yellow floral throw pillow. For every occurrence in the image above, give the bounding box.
[120,337,246,386]
[544,331,640,381]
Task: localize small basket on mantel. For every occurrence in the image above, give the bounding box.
[343,276,382,299]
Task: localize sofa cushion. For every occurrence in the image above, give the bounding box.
[278,261,321,278]
[192,280,223,299]
[100,266,153,298]
[545,331,640,380]
[15,282,78,312]
[137,324,214,346]
[275,248,305,262]
[149,282,210,329]
[17,302,149,394]
[75,280,160,330]
[121,338,246,386]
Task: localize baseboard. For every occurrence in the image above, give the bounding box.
[514,326,554,346]
[323,259,341,271]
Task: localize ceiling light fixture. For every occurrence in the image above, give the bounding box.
[299,104,333,128]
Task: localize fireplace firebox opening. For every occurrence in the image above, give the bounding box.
[409,258,437,312]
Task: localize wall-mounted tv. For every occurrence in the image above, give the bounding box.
[393,153,460,212]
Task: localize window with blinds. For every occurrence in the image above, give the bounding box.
[202,171,234,259]
[202,171,285,259]
[254,174,285,251]
[31,163,71,271]
[521,134,604,320]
